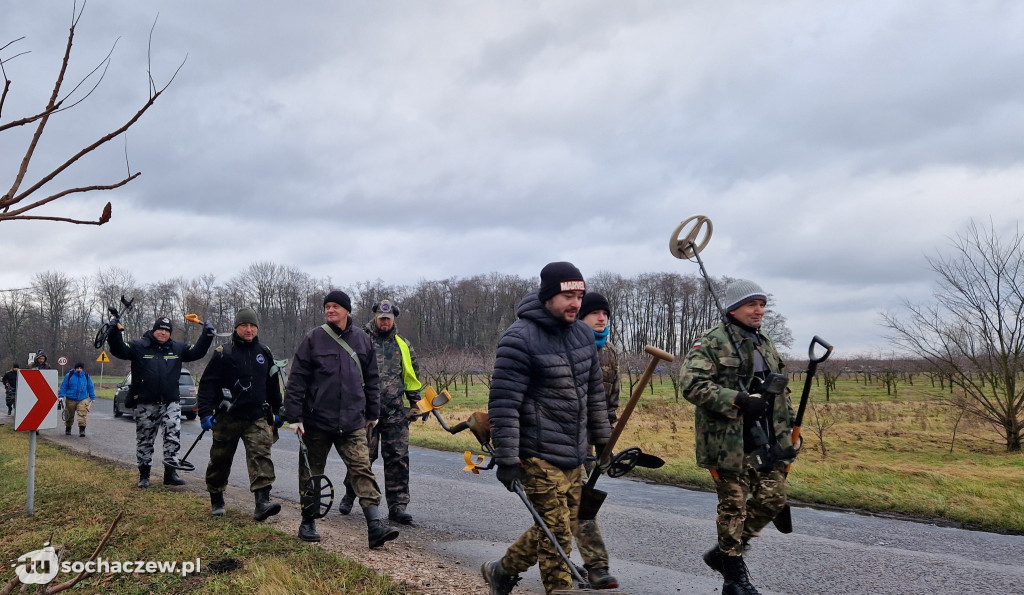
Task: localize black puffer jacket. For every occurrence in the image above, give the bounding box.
[197,333,282,422]
[107,328,214,405]
[488,291,612,470]
[283,321,380,434]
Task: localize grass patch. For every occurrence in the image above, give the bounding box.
[411,374,1024,533]
[0,425,403,594]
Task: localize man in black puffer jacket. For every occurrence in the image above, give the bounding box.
[198,307,283,521]
[482,262,612,595]
[107,315,215,488]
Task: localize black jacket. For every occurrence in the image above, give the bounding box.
[108,328,214,405]
[283,320,380,434]
[488,291,612,470]
[197,332,282,422]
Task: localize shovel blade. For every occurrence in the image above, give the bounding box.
[578,485,606,521]
[773,503,793,534]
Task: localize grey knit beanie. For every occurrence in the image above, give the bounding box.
[234,307,259,328]
[724,279,767,312]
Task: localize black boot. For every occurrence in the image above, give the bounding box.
[298,516,321,542]
[163,465,186,486]
[137,465,151,489]
[388,504,413,525]
[363,505,398,548]
[338,490,355,515]
[253,486,282,521]
[65,426,71,436]
[210,492,226,516]
[481,557,521,595]
[585,566,619,589]
[79,425,86,437]
[722,555,760,595]
[703,545,726,574]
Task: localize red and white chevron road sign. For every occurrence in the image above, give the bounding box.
[14,369,59,432]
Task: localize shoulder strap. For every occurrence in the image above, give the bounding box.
[320,324,364,384]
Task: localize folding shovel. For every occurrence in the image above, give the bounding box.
[184,313,232,336]
[297,432,335,519]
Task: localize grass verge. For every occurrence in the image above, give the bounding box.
[410,375,1024,534]
[0,424,404,594]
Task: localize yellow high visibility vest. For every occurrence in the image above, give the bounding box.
[395,335,422,392]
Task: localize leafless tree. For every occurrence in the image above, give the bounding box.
[808,401,837,457]
[0,2,183,225]
[884,220,1024,452]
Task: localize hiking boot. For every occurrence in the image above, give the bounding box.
[65,426,71,436]
[389,504,413,525]
[586,566,619,589]
[703,545,726,574]
[298,516,321,542]
[79,426,86,437]
[363,505,399,548]
[722,555,760,595]
[337,491,355,515]
[481,558,521,595]
[137,465,151,489]
[210,492,226,516]
[163,465,186,486]
[253,486,281,521]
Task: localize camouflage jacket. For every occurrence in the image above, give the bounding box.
[598,343,620,427]
[364,322,422,424]
[680,319,795,472]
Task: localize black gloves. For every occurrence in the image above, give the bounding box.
[496,463,524,492]
[202,321,216,335]
[734,391,768,416]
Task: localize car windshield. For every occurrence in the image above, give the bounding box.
[179,372,195,387]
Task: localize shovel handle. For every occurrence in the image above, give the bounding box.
[808,335,834,364]
[184,313,203,325]
[600,345,673,465]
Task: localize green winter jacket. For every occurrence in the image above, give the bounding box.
[680,320,796,472]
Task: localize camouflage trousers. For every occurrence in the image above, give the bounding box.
[342,418,410,509]
[504,458,582,595]
[206,416,276,493]
[64,399,92,428]
[300,426,381,514]
[135,402,181,467]
[712,464,787,556]
[573,459,610,569]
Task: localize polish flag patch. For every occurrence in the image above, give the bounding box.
[692,341,702,349]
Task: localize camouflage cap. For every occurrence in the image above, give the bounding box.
[374,299,398,319]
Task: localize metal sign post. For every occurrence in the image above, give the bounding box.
[15,369,59,517]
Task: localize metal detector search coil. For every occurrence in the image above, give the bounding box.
[670,214,713,260]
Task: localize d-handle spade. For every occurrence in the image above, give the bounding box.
[669,214,713,260]
[512,480,591,590]
[297,432,335,519]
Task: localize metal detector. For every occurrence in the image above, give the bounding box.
[93,295,135,349]
[297,432,334,519]
[167,389,234,472]
[512,479,593,591]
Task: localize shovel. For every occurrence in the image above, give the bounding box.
[579,345,673,521]
[773,335,834,534]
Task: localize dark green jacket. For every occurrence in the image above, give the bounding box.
[681,320,795,472]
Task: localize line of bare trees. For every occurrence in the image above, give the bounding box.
[0,262,791,379]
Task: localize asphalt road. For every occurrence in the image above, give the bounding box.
[28,399,1024,595]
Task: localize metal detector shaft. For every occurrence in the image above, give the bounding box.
[512,480,589,588]
[172,428,207,472]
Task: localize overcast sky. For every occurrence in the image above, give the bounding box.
[3,1,1024,357]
